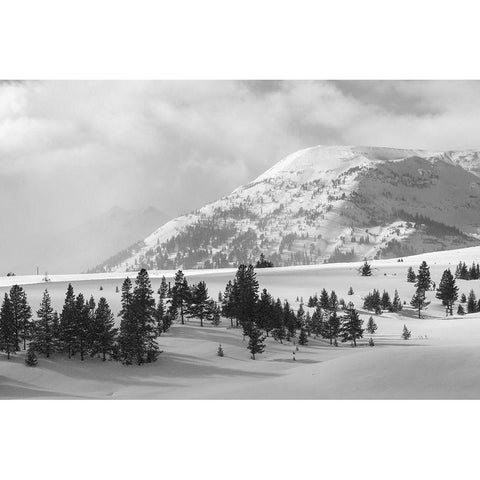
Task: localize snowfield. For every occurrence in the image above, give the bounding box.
[2,245,480,399]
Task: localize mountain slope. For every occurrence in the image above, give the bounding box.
[94,145,480,272]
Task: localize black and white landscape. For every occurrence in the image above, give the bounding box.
[3,81,480,399]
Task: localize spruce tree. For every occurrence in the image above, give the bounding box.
[118,277,136,365]
[91,297,117,361]
[247,324,266,360]
[327,310,341,344]
[271,298,286,344]
[311,304,324,338]
[366,316,377,334]
[435,268,458,316]
[59,283,76,358]
[360,261,372,276]
[221,280,236,328]
[187,281,215,327]
[467,289,477,314]
[298,326,308,345]
[407,266,416,283]
[9,285,32,350]
[410,287,430,319]
[232,264,259,337]
[0,293,17,359]
[402,324,411,340]
[257,289,274,335]
[415,261,431,291]
[31,290,55,358]
[24,347,38,367]
[339,302,364,347]
[319,288,330,311]
[171,270,190,325]
[381,290,391,311]
[460,292,467,303]
[159,275,169,299]
[390,289,403,312]
[73,293,92,361]
[457,304,465,315]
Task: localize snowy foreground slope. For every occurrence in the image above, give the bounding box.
[93,145,480,273]
[3,246,480,398]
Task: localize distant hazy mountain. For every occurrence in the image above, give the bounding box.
[36,206,169,274]
[95,146,480,272]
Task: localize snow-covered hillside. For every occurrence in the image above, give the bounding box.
[94,145,480,273]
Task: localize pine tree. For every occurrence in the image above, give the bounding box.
[460,292,467,303]
[457,304,465,315]
[31,290,55,358]
[319,289,330,311]
[310,304,324,337]
[59,283,76,358]
[232,265,259,337]
[171,270,190,325]
[91,297,117,361]
[390,289,403,312]
[247,324,266,360]
[118,277,136,365]
[73,293,92,361]
[24,347,38,367]
[407,266,416,283]
[159,275,169,299]
[9,285,32,350]
[327,310,341,344]
[348,286,354,295]
[366,316,377,334]
[402,324,411,340]
[339,302,364,347]
[329,291,339,313]
[381,290,391,310]
[257,289,274,335]
[410,287,430,319]
[271,298,286,344]
[221,280,236,328]
[187,281,214,327]
[284,300,297,340]
[435,268,458,316]
[467,289,477,314]
[0,293,17,359]
[415,261,431,291]
[211,304,221,326]
[298,326,308,345]
[360,261,372,276]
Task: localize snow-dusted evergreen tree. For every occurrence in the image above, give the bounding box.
[247,324,265,360]
[221,280,236,328]
[402,325,411,340]
[31,290,56,358]
[9,285,32,350]
[339,302,364,347]
[460,292,467,303]
[257,288,274,335]
[73,293,91,361]
[415,261,431,291]
[366,316,377,334]
[284,300,297,340]
[435,268,458,316]
[410,287,430,319]
[457,304,465,315]
[467,289,477,314]
[310,304,324,338]
[118,277,136,365]
[329,291,339,313]
[91,297,117,361]
[327,310,341,344]
[360,261,372,276]
[0,293,17,359]
[407,266,416,283]
[381,290,391,310]
[232,264,259,337]
[319,288,330,311]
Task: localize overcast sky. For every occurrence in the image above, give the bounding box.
[2,80,480,263]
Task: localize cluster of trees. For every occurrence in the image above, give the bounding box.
[457,289,480,315]
[255,254,274,268]
[455,261,480,280]
[363,289,403,314]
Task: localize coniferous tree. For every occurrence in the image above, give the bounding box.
[171,270,190,325]
[296,304,305,330]
[118,277,136,365]
[257,289,274,336]
[0,293,17,359]
[24,347,38,367]
[59,283,76,358]
[402,324,411,340]
[310,304,324,337]
[348,286,354,295]
[415,261,431,291]
[407,266,416,283]
[327,310,341,344]
[155,297,166,333]
[187,281,216,327]
[339,302,364,347]
[366,316,378,334]
[159,276,169,299]
[232,264,259,336]
[271,298,286,344]
[298,326,308,345]
[460,292,467,303]
[9,285,32,350]
[410,287,430,319]
[435,268,458,316]
[390,289,403,312]
[221,280,236,328]
[73,293,92,361]
[284,300,297,340]
[247,324,265,360]
[360,261,372,276]
[31,290,55,358]
[319,289,330,311]
[304,311,312,336]
[467,289,477,314]
[457,304,465,315]
[91,297,117,361]
[381,290,392,311]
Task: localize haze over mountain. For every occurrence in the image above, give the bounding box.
[93,145,480,273]
[2,206,169,275]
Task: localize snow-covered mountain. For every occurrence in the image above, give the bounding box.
[94,145,480,272]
